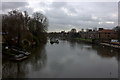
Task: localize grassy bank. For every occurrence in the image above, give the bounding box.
[74,38,93,43]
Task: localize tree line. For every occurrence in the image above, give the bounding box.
[2,10,49,50]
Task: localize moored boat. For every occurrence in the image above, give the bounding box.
[11,54,28,61]
[50,38,59,44]
[11,48,31,56]
[3,46,30,61]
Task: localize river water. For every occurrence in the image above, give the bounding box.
[2,40,119,78]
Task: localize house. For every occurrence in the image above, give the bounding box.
[80,29,99,39]
[99,29,118,40]
[86,31,99,39]
[80,28,118,41]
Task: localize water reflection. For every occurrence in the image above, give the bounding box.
[69,40,120,59]
[68,40,77,49]
[66,40,118,78]
[92,45,119,58]
[2,43,47,78]
[2,40,119,78]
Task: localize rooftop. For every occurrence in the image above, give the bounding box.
[99,29,115,32]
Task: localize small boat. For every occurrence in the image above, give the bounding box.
[53,40,59,43]
[3,46,30,61]
[11,47,31,56]
[11,54,28,61]
[15,56,28,61]
[50,38,59,44]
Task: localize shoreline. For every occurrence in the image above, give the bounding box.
[74,38,120,49]
[100,43,120,49]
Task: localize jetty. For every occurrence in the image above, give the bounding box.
[100,43,120,49]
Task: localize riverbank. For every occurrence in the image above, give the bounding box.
[2,42,47,61]
[74,38,93,43]
[74,38,120,49]
[100,43,120,49]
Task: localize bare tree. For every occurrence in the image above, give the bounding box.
[2,10,31,47]
[29,12,49,43]
[2,10,49,48]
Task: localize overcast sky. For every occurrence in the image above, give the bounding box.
[2,1,119,32]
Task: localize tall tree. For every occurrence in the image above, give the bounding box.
[2,10,30,47]
[2,10,49,48]
[29,12,49,43]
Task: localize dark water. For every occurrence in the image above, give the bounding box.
[2,40,119,78]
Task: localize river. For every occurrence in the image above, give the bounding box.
[2,40,119,78]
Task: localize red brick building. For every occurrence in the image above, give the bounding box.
[99,29,118,40]
[80,29,118,40]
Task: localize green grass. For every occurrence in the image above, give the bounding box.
[75,38,92,42]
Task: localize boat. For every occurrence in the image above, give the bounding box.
[11,47,31,56]
[12,49,30,56]
[15,56,28,61]
[11,54,28,61]
[50,38,59,44]
[3,46,30,61]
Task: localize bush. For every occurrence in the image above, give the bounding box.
[21,39,31,49]
[32,36,39,46]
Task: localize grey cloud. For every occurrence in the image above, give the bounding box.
[2,2,28,11]
[2,2,34,15]
[47,2,118,32]
[39,2,47,7]
[19,7,34,15]
[2,2,118,32]
[51,2,67,8]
